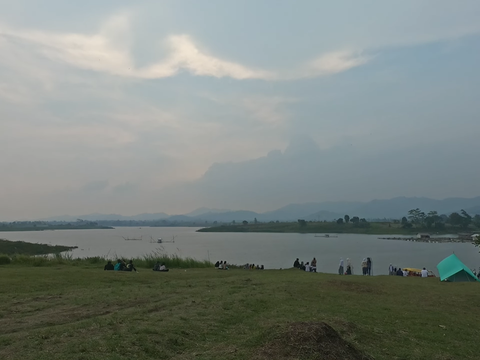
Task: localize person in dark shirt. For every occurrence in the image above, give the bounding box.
[104,260,114,271]
[153,261,160,271]
[396,268,404,276]
[124,260,137,272]
[214,261,220,268]
[293,258,300,268]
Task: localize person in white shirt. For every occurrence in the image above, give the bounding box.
[403,269,408,277]
[389,264,394,275]
[305,262,310,272]
[421,268,428,278]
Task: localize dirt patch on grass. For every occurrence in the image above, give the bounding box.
[326,280,383,294]
[255,322,372,360]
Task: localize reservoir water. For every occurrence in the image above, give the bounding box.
[1,227,478,275]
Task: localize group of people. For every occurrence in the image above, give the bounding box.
[293,258,317,272]
[243,263,265,270]
[339,257,372,275]
[214,260,229,270]
[293,257,372,275]
[104,259,137,272]
[153,262,169,272]
[389,265,429,277]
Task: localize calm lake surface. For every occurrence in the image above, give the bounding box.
[2,227,479,275]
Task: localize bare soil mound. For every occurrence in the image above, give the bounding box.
[255,322,372,360]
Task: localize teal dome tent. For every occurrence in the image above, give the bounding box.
[436,254,479,282]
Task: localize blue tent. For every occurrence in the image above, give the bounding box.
[436,254,479,282]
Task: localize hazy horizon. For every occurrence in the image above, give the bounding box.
[2,1,480,220]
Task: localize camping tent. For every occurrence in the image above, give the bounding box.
[436,254,479,282]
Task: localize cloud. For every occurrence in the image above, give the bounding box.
[0,15,273,81]
[0,14,371,82]
[307,51,370,77]
[241,97,297,125]
[81,180,109,192]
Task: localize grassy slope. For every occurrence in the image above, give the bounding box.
[1,266,479,360]
[197,222,448,235]
[0,239,75,256]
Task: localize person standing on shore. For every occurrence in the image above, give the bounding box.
[361,258,368,275]
[311,258,317,272]
[421,268,428,278]
[367,257,372,276]
[389,264,394,275]
[346,258,352,275]
[338,258,344,275]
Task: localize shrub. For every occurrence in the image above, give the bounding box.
[0,254,11,265]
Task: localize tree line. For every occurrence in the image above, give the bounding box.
[401,208,480,229]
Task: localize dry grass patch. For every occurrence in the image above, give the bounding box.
[255,321,372,360]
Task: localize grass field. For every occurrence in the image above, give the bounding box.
[1,265,479,360]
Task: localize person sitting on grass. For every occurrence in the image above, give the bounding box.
[222,261,228,270]
[104,260,114,271]
[293,258,300,268]
[159,263,169,272]
[305,262,310,272]
[124,260,137,272]
[114,259,125,271]
[218,261,223,269]
[153,261,160,271]
[300,261,305,271]
[396,267,404,276]
[214,260,220,269]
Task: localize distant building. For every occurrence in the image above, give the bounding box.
[417,233,431,239]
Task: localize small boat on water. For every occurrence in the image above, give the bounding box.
[314,234,338,238]
[151,236,175,244]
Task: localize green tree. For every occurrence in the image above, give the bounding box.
[473,214,480,228]
[337,218,344,224]
[460,209,472,227]
[351,216,360,224]
[408,208,426,226]
[242,220,248,225]
[298,219,307,226]
[473,234,480,251]
[449,212,463,227]
[344,215,350,223]
[254,217,258,224]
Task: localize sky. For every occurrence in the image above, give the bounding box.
[1,0,480,220]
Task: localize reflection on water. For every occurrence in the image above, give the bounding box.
[2,227,479,275]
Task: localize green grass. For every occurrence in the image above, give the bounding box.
[198,221,461,235]
[0,239,212,269]
[0,265,479,359]
[0,239,76,256]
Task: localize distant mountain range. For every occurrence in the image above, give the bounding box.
[38,196,480,223]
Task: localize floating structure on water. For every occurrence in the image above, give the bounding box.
[122,236,143,241]
[378,236,471,243]
[314,234,338,238]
